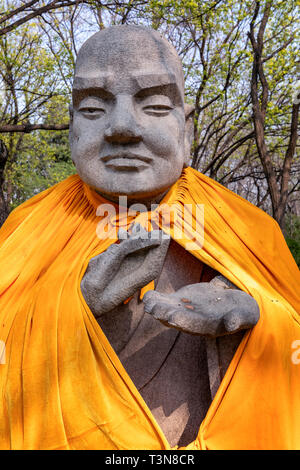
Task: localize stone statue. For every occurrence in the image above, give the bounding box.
[70,25,259,447]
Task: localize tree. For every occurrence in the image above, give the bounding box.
[0,19,70,214]
[248,0,300,228]
[0,0,88,38]
[0,0,298,234]
[4,96,75,211]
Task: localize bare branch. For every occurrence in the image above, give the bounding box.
[0,123,69,133]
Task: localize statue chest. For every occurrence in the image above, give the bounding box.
[97,240,243,448]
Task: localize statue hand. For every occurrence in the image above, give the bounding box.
[81,223,170,317]
[142,277,260,337]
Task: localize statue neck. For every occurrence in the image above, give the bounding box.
[95,189,170,211]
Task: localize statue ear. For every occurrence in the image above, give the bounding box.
[184,103,195,167]
[69,104,74,160]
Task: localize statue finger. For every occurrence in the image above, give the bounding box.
[223,303,260,334]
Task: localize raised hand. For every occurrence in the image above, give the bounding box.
[81,223,170,317]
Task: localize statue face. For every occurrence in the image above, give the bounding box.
[70,27,192,202]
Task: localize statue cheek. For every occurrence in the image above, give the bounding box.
[72,121,106,153]
[144,122,182,158]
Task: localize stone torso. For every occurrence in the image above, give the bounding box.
[67,24,261,450]
[97,240,244,448]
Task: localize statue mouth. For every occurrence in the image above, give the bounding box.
[101,152,152,170]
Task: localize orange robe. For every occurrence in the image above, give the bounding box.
[0,167,299,450]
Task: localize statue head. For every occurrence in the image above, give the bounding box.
[70,25,194,204]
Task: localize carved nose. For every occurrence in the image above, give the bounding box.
[104,127,142,144]
[104,97,142,144]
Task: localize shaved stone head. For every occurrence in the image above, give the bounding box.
[75,25,185,94]
[70,25,193,203]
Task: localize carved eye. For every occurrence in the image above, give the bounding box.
[79,107,105,119]
[78,97,106,119]
[141,95,174,116]
[143,105,173,116]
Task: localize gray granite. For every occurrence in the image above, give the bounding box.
[71,26,260,447]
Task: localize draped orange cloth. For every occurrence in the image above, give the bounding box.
[0,167,300,450]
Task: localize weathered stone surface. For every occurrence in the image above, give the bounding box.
[70,25,194,206]
[73,26,261,447]
[81,224,170,316]
[143,282,259,337]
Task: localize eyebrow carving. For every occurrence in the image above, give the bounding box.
[73,87,114,107]
[72,76,115,106]
[72,73,183,107]
[73,75,114,90]
[73,73,178,91]
[135,84,182,106]
[133,72,176,89]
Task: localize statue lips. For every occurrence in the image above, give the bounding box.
[101,152,152,171]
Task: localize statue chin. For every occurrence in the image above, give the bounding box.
[76,164,182,206]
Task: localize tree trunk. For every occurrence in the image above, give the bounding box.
[0,139,9,227]
[276,102,300,228]
[248,0,299,229]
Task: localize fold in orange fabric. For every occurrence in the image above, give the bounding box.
[0,167,300,450]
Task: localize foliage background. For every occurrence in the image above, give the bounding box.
[0,0,299,264]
